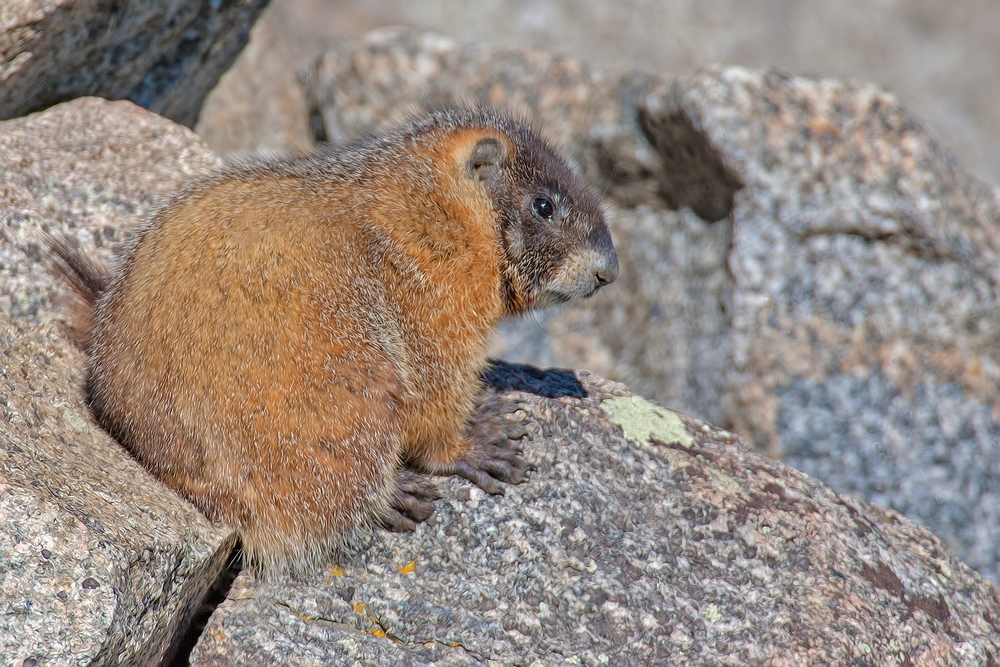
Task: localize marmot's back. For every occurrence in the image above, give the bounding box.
[69,108,618,572]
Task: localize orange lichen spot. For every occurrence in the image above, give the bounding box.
[231,587,255,601]
[283,605,319,623]
[399,559,416,574]
[352,601,391,637]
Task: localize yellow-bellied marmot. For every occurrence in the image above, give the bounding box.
[52,107,618,573]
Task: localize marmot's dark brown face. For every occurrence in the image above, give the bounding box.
[467,117,619,314]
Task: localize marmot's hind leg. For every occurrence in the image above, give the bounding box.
[235,395,403,574]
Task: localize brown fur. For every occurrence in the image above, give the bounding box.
[46,234,108,349]
[51,108,618,573]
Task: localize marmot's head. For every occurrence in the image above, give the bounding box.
[421,108,618,314]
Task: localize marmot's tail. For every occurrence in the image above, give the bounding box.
[45,234,110,350]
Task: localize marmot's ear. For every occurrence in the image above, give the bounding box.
[467,137,506,183]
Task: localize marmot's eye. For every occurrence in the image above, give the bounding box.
[532,196,555,220]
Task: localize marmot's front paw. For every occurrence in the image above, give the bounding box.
[382,470,441,532]
[447,396,534,494]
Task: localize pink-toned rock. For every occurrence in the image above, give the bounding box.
[0,98,233,666]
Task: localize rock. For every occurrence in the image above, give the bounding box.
[643,67,1000,586]
[0,96,221,322]
[306,28,1000,583]
[204,0,1000,184]
[0,98,235,666]
[190,362,1000,665]
[0,315,237,666]
[195,1,322,157]
[0,0,270,127]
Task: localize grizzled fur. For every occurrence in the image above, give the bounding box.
[51,107,618,574]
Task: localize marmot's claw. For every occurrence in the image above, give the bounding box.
[457,394,535,492]
[468,397,531,442]
[479,439,533,481]
[442,435,532,495]
[396,469,442,502]
[448,460,504,495]
[383,470,439,531]
[472,395,526,419]
[382,509,417,533]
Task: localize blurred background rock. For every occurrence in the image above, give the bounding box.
[197,0,1000,187]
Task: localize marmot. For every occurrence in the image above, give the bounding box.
[51,108,618,573]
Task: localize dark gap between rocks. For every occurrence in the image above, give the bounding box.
[162,541,244,667]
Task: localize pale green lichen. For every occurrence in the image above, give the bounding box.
[600,396,694,448]
[60,409,89,433]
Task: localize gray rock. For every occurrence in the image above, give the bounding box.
[0,0,270,127]
[191,363,1000,665]
[0,314,236,666]
[0,98,235,666]
[195,0,318,157]
[641,67,1000,587]
[0,96,221,323]
[306,28,1000,583]
[197,0,1000,185]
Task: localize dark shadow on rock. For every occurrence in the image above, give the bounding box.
[638,90,744,222]
[481,359,586,398]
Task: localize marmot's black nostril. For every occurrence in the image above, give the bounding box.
[595,253,619,287]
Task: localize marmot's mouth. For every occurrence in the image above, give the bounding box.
[547,290,574,304]
[538,280,601,305]
[538,247,618,306]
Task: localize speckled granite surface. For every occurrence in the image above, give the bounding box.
[191,363,1000,666]
[0,99,233,666]
[0,0,270,127]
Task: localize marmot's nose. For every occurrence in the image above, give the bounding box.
[595,252,619,287]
